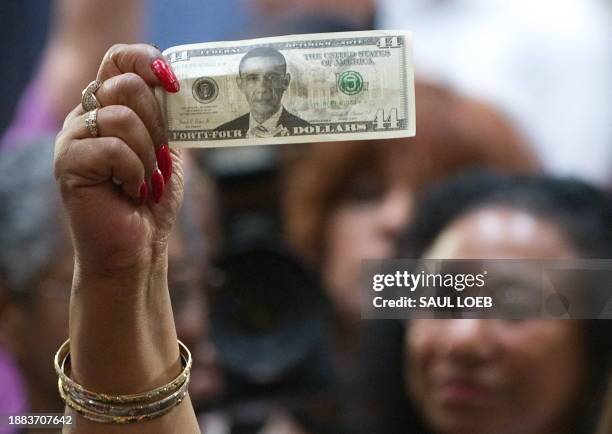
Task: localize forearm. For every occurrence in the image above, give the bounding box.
[63,249,200,433]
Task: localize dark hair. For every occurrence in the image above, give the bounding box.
[239,46,287,76]
[359,172,612,434]
[0,139,64,298]
[401,171,612,259]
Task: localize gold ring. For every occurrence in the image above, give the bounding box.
[85,109,99,138]
[81,80,102,111]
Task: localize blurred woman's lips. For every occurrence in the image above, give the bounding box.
[437,378,495,405]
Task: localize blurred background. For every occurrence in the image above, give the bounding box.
[0,0,611,433]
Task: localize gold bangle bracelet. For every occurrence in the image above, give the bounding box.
[58,378,189,424]
[54,339,192,404]
[59,371,190,418]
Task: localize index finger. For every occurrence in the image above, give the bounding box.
[97,43,179,93]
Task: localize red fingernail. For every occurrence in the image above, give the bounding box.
[151,168,165,203]
[151,58,179,93]
[156,144,173,183]
[139,181,148,204]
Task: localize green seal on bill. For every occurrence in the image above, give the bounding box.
[338,71,364,96]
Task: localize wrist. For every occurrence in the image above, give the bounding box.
[68,244,180,393]
[73,243,168,291]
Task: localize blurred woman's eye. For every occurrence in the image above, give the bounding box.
[347,185,384,204]
[486,276,542,320]
[345,177,385,205]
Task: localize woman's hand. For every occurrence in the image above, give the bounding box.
[54,43,181,279]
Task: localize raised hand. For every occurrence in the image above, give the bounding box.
[55,44,181,277]
[53,44,200,434]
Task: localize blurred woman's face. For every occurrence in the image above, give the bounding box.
[406,207,586,434]
[322,146,412,326]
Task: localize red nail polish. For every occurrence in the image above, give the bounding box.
[151,58,180,93]
[139,181,148,204]
[156,144,173,183]
[151,168,165,203]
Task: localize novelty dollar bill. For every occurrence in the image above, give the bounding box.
[158,30,415,147]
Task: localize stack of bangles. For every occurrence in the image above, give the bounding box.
[54,339,192,423]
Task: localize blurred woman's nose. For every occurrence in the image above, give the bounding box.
[377,188,411,236]
[442,319,499,365]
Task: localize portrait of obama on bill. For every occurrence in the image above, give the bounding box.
[216,46,310,138]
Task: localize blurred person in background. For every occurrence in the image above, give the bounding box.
[250,0,375,31]
[283,81,538,330]
[145,0,251,48]
[376,0,612,187]
[280,81,539,432]
[360,172,612,434]
[0,142,224,430]
[1,0,143,148]
[0,142,68,424]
